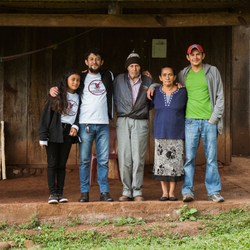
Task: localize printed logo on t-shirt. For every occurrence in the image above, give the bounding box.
[67,99,78,116]
[88,80,106,96]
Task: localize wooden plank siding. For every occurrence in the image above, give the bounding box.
[1,26,232,168]
[3,27,29,165]
[232,26,250,156]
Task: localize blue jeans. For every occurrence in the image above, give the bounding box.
[79,124,110,193]
[182,118,221,197]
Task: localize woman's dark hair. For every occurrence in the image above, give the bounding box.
[44,69,80,115]
[159,65,176,76]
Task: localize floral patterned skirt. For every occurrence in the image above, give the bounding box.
[152,138,184,182]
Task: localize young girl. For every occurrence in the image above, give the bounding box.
[39,69,81,204]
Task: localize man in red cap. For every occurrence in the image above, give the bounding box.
[148,44,224,203]
[179,44,224,202]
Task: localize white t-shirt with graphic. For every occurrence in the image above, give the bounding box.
[61,92,79,125]
[79,73,110,124]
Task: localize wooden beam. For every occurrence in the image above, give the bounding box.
[0,3,108,10]
[1,1,249,10]
[1,0,249,3]
[0,13,250,27]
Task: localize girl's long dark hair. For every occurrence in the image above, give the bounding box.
[44,69,80,115]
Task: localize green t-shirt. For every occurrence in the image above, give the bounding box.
[185,69,212,119]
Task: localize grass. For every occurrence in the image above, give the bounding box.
[0,208,249,249]
[112,217,146,226]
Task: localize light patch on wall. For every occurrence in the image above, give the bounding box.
[152,39,167,58]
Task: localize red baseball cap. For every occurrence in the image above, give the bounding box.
[187,44,204,54]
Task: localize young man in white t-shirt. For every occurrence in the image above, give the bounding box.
[77,48,114,202]
[50,49,114,202]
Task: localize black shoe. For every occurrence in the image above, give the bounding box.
[48,194,58,204]
[58,194,68,203]
[100,192,114,202]
[159,196,169,201]
[78,192,89,202]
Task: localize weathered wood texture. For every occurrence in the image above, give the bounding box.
[1,121,6,180]
[0,13,250,27]
[1,26,232,168]
[3,27,29,164]
[1,0,249,9]
[232,26,250,156]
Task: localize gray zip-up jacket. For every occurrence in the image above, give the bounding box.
[177,63,224,134]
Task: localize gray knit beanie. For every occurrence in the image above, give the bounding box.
[124,51,142,69]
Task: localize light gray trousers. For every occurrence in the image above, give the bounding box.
[116,117,149,198]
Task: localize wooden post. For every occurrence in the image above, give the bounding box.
[1,121,6,180]
[0,32,4,179]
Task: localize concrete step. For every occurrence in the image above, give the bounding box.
[1,199,250,225]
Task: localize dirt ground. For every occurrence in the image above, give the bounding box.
[0,157,249,238]
[0,156,249,204]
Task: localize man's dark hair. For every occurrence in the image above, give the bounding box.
[84,48,103,61]
[159,65,176,76]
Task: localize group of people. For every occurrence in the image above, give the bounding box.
[39,44,225,204]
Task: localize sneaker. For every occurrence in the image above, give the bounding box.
[208,194,224,203]
[58,194,68,203]
[48,194,58,204]
[183,193,194,202]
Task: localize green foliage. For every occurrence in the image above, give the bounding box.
[0,209,249,249]
[0,221,7,230]
[19,214,40,230]
[126,228,135,234]
[177,205,198,221]
[93,219,111,226]
[112,217,146,226]
[67,213,82,227]
[168,223,177,228]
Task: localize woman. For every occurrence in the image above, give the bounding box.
[151,66,187,201]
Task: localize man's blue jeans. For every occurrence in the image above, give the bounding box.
[79,124,110,193]
[182,118,221,197]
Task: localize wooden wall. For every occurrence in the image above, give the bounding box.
[0,26,232,168]
[232,26,250,156]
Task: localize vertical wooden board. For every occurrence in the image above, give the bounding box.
[0,122,2,179]
[231,110,249,155]
[210,27,226,164]
[101,28,126,73]
[0,27,4,122]
[28,28,52,165]
[52,28,78,165]
[4,27,28,165]
[232,26,250,156]
[52,28,77,82]
[224,27,232,164]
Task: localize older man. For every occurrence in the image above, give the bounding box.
[113,52,154,202]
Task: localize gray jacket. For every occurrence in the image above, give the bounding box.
[178,63,224,134]
[113,73,154,119]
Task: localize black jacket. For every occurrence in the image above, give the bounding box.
[113,73,154,119]
[79,70,113,120]
[38,103,80,144]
